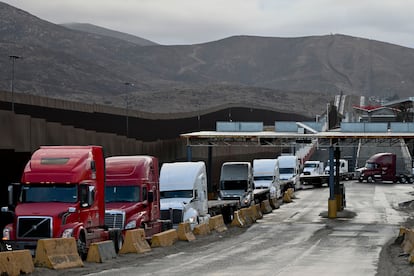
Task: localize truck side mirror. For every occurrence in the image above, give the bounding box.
[7,185,14,206]
[80,184,95,208]
[80,185,89,207]
[148,191,154,203]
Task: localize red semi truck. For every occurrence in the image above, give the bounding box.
[358,152,413,183]
[2,146,123,258]
[105,155,170,238]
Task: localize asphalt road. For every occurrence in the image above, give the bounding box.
[79,181,413,276]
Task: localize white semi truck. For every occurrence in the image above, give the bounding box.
[324,159,356,180]
[159,161,240,228]
[219,161,254,207]
[253,159,282,199]
[277,155,301,191]
[299,160,328,187]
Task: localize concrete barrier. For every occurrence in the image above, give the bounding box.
[231,210,246,227]
[397,227,414,263]
[287,188,296,199]
[239,207,254,225]
[34,238,84,269]
[177,222,196,241]
[260,199,273,214]
[0,250,34,276]
[270,197,281,209]
[119,229,151,254]
[151,229,178,247]
[208,215,227,232]
[86,240,117,263]
[193,222,211,235]
[252,204,263,220]
[283,190,292,203]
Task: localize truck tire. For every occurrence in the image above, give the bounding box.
[109,230,123,253]
[221,206,234,224]
[77,232,88,260]
[399,176,407,184]
[367,176,375,183]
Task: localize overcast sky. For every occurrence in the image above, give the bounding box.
[3,0,414,48]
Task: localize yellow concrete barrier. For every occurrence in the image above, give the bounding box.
[260,199,273,214]
[177,222,196,241]
[34,238,84,269]
[239,207,254,225]
[193,222,211,235]
[208,215,228,232]
[270,197,280,209]
[283,190,292,203]
[120,229,151,254]
[231,210,246,227]
[0,250,34,276]
[402,228,414,255]
[151,229,178,247]
[86,240,117,263]
[397,227,414,263]
[287,188,296,199]
[252,204,263,220]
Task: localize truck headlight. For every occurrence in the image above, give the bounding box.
[243,194,251,205]
[125,221,136,230]
[2,228,10,240]
[62,228,73,238]
[187,216,197,224]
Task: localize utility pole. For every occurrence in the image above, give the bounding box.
[9,55,21,112]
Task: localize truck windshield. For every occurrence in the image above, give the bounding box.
[304,163,317,168]
[160,190,193,199]
[220,180,247,190]
[254,176,273,181]
[279,168,294,174]
[365,162,378,169]
[21,184,77,203]
[105,186,140,202]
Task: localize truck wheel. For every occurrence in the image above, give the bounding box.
[367,176,375,183]
[77,232,88,260]
[110,230,123,253]
[400,176,407,184]
[222,206,234,224]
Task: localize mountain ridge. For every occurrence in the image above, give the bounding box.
[1,2,413,118]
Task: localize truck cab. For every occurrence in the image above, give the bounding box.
[219,162,254,207]
[105,156,163,237]
[253,159,281,199]
[159,161,209,228]
[277,155,301,191]
[302,161,324,176]
[2,146,121,258]
[358,152,402,183]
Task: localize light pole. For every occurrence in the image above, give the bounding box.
[124,82,134,136]
[9,55,21,112]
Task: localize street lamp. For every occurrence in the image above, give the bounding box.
[9,55,21,112]
[124,82,134,136]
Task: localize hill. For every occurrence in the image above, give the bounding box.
[1,2,413,118]
[60,23,158,46]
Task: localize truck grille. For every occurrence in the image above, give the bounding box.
[160,209,182,224]
[105,211,125,229]
[17,216,52,239]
